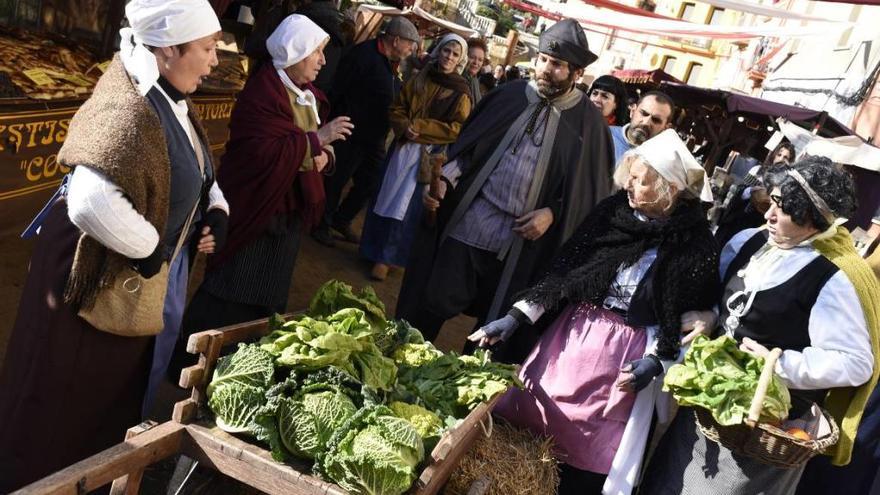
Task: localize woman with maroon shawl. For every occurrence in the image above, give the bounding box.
[174,15,352,352]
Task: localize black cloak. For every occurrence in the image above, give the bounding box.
[396,79,615,359]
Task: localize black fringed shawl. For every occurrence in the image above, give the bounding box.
[523,190,720,360]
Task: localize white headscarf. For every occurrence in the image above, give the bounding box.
[266,14,329,69]
[632,129,714,202]
[429,33,469,74]
[267,15,329,125]
[119,0,221,96]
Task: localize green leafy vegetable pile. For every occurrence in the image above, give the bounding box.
[204,280,520,495]
[663,335,791,426]
[393,347,520,419]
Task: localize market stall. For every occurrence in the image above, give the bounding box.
[611,68,682,92]
[651,81,853,171]
[0,25,246,239]
[353,4,478,45]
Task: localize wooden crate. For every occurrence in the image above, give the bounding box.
[16,315,502,495]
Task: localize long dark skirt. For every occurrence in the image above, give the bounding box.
[0,201,153,492]
[640,408,805,495]
[360,185,426,267]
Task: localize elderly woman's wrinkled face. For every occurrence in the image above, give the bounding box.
[160,32,220,94]
[287,40,328,85]
[764,187,819,248]
[437,42,463,74]
[625,158,676,218]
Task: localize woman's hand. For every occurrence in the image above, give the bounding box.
[740,337,770,358]
[132,244,164,278]
[197,227,216,254]
[617,355,663,392]
[681,310,716,344]
[314,151,329,173]
[197,209,228,254]
[467,315,520,347]
[405,126,420,141]
[423,180,447,211]
[317,116,354,146]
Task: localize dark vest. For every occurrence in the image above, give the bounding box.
[145,87,214,257]
[720,230,839,416]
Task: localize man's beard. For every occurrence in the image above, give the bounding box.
[627,124,650,145]
[536,72,575,98]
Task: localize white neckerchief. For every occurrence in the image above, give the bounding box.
[276,69,321,125]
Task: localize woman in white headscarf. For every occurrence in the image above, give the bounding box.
[360,33,472,281]
[173,15,353,373]
[470,129,720,495]
[0,0,226,489]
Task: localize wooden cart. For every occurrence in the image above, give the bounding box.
[16,315,502,495]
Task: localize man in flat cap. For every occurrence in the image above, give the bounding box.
[312,16,420,246]
[397,18,615,362]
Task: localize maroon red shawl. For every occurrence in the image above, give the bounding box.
[209,63,328,269]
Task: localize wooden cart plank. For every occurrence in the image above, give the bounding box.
[411,395,502,495]
[108,421,158,495]
[12,421,186,495]
[182,423,348,495]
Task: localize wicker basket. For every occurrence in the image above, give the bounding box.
[693,348,840,468]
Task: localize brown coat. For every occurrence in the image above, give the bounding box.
[389,76,471,145]
[59,55,210,310]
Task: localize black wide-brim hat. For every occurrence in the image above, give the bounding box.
[538,18,599,68]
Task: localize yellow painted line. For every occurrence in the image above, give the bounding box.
[0,108,79,120]
[0,179,62,201]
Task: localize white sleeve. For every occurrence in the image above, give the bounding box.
[208,181,229,214]
[441,159,462,187]
[719,228,761,280]
[66,166,159,259]
[775,271,874,390]
[512,300,545,324]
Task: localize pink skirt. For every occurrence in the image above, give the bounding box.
[494,303,647,474]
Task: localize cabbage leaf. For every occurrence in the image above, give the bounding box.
[663,335,791,426]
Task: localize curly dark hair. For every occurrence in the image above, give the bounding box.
[763,155,857,231]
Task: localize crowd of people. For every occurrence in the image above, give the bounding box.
[0,1,879,494]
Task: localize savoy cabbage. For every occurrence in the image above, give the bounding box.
[206,343,275,434]
[318,405,425,495]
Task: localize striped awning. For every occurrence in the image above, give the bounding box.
[612,69,683,85]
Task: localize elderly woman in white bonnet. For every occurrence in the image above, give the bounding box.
[360,33,472,281]
[0,0,227,490]
[470,129,720,494]
[174,15,353,368]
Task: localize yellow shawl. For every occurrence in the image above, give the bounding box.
[813,226,880,466]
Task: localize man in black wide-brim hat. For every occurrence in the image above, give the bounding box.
[397,18,615,362]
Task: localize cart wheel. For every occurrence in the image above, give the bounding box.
[466,475,492,495]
